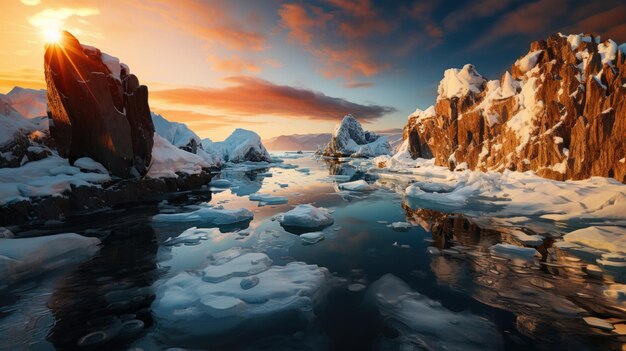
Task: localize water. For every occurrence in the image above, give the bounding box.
[1,153,625,350]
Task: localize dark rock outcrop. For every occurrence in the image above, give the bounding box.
[44,31,154,177]
[403,34,626,183]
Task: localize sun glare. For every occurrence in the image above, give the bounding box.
[43,27,61,43]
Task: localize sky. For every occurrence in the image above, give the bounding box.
[1,0,625,140]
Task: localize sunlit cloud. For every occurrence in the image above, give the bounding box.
[208,54,261,74]
[28,7,100,43]
[20,0,40,5]
[151,76,396,122]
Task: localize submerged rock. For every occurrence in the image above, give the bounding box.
[323,114,391,158]
[402,33,626,183]
[44,31,154,177]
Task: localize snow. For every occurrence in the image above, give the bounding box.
[0,155,111,205]
[153,203,253,225]
[515,50,543,74]
[408,106,436,121]
[152,247,329,341]
[213,128,272,163]
[73,157,108,174]
[367,274,502,350]
[490,243,537,263]
[597,39,618,65]
[506,76,542,149]
[147,134,209,178]
[337,180,374,191]
[437,64,486,99]
[276,204,334,229]
[563,226,626,254]
[373,158,626,235]
[100,51,123,81]
[389,222,411,232]
[324,114,391,157]
[152,113,201,149]
[0,233,100,287]
[2,87,47,118]
[152,113,221,167]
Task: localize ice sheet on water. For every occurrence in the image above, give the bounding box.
[0,233,100,287]
[300,232,325,244]
[367,274,502,351]
[249,193,288,206]
[152,247,330,344]
[336,180,374,191]
[153,204,253,225]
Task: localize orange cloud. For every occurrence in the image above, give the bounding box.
[151,76,395,121]
[279,3,326,44]
[344,81,374,89]
[208,54,261,74]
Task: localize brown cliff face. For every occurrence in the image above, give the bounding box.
[44,31,154,177]
[405,34,626,183]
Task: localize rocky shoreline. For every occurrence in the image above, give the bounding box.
[0,171,212,226]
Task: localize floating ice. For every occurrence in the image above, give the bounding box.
[153,204,253,225]
[490,243,537,263]
[367,274,502,350]
[249,193,288,206]
[337,180,374,191]
[300,232,325,244]
[0,233,100,286]
[276,204,334,230]
[563,226,626,254]
[389,222,411,232]
[152,249,329,344]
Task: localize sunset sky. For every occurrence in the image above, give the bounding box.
[1,0,625,140]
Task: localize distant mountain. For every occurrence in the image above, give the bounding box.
[264,129,403,151]
[264,133,331,151]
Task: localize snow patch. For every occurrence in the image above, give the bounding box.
[437,64,486,99]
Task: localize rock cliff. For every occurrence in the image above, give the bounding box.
[404,34,626,183]
[44,31,154,177]
[323,114,391,158]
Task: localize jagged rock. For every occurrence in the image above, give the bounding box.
[323,114,391,157]
[403,33,626,183]
[44,31,154,177]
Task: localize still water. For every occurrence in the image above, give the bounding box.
[1,153,625,350]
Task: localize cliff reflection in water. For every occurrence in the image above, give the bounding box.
[402,202,626,350]
[46,223,158,349]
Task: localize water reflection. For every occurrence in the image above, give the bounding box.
[46,223,158,349]
[402,202,626,350]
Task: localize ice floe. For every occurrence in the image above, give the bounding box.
[152,247,329,344]
[153,204,253,225]
[336,180,374,191]
[0,233,100,287]
[276,204,334,230]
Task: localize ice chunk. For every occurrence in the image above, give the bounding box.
[276,204,334,229]
[388,222,411,232]
[337,180,374,191]
[0,233,100,286]
[153,204,253,225]
[323,115,391,157]
[300,232,325,244]
[249,193,288,205]
[563,226,626,254]
[202,252,272,282]
[152,250,329,343]
[367,274,502,350]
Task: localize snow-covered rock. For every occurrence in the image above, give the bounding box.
[213,128,272,163]
[0,155,111,205]
[147,134,209,178]
[437,64,486,99]
[0,96,38,148]
[323,114,391,158]
[0,233,100,287]
[152,203,253,225]
[152,247,329,343]
[276,204,334,229]
[366,274,502,350]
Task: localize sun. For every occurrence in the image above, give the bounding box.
[43,27,61,44]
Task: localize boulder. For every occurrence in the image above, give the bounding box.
[44,31,154,177]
